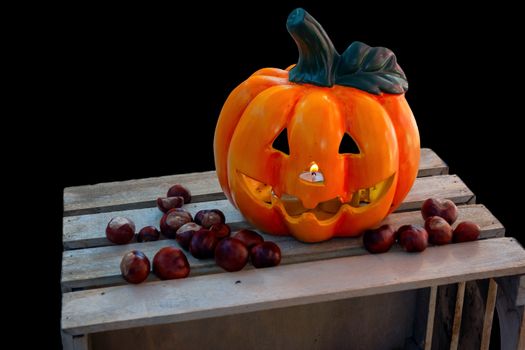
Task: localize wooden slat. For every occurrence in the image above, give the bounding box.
[63,148,448,216]
[63,170,222,216]
[61,204,503,290]
[62,333,89,350]
[63,174,477,250]
[419,148,448,177]
[424,286,437,350]
[61,237,525,335]
[517,276,525,306]
[480,278,498,350]
[497,275,525,350]
[399,174,474,211]
[518,307,525,350]
[450,281,466,350]
[90,291,417,350]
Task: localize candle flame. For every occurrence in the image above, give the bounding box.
[309,162,319,173]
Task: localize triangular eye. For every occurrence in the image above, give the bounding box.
[272,128,290,155]
[339,133,360,154]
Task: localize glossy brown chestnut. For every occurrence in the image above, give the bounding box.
[250,242,281,268]
[233,229,264,249]
[120,250,150,284]
[156,196,184,213]
[175,222,202,250]
[363,224,395,254]
[167,184,192,204]
[453,221,480,243]
[189,229,218,259]
[137,226,160,242]
[106,216,135,244]
[194,209,226,228]
[215,238,249,272]
[152,246,190,280]
[210,223,231,240]
[159,208,193,238]
[421,198,458,224]
[425,216,453,245]
[398,225,428,253]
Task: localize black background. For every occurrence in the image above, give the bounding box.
[45,2,521,347]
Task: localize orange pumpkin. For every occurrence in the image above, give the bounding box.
[214,8,419,242]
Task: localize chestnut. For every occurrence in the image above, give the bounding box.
[425,216,452,245]
[137,226,160,242]
[189,229,218,259]
[453,221,480,243]
[210,223,231,240]
[156,196,184,213]
[233,229,264,249]
[398,225,428,253]
[194,209,226,228]
[106,216,135,244]
[167,184,191,204]
[120,250,150,284]
[175,222,202,250]
[215,238,249,272]
[421,198,458,224]
[250,242,281,268]
[363,224,395,254]
[152,246,190,280]
[160,208,193,238]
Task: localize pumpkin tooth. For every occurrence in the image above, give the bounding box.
[280,193,308,216]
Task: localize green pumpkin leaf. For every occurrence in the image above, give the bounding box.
[335,41,408,94]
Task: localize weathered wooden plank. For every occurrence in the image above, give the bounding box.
[496,275,525,350]
[399,174,474,211]
[517,276,525,306]
[63,170,222,216]
[480,278,498,350]
[425,286,437,350]
[63,199,246,249]
[63,175,479,250]
[450,281,466,350]
[419,148,448,177]
[61,204,504,290]
[61,237,525,335]
[89,290,417,350]
[518,308,525,350]
[63,148,448,215]
[62,333,89,350]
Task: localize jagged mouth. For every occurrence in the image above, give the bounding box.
[238,171,395,221]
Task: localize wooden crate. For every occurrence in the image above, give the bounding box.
[61,148,525,350]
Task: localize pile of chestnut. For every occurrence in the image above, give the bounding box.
[363,198,481,254]
[106,184,282,284]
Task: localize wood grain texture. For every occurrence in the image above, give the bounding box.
[90,291,417,350]
[496,275,525,350]
[480,278,498,350]
[457,280,487,350]
[62,333,89,350]
[61,204,504,290]
[450,281,466,350]
[518,308,525,350]
[425,286,437,350]
[63,148,447,216]
[62,237,525,335]
[418,148,448,177]
[517,276,525,306]
[63,175,480,250]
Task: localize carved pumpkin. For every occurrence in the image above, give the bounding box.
[214,8,419,242]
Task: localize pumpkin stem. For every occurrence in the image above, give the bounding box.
[287,8,339,87]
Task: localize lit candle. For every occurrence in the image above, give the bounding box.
[299,162,324,183]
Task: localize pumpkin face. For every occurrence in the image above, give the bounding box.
[214,9,420,242]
